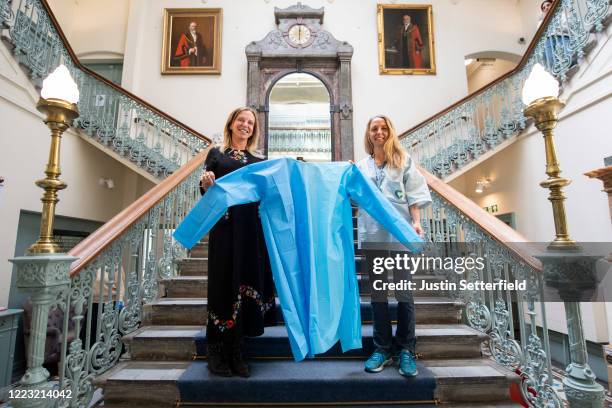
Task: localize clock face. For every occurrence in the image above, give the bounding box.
[288,24,311,45]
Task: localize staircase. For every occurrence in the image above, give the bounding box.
[94,235,522,408]
[399,0,611,180]
[4,1,609,407]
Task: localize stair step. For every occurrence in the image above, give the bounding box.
[162,276,208,298]
[189,242,208,258]
[126,324,486,361]
[98,359,518,407]
[175,254,449,294]
[123,326,201,360]
[145,298,208,325]
[426,359,520,403]
[145,297,463,326]
[176,258,207,276]
[179,359,437,404]
[157,274,452,297]
[164,273,446,298]
[94,361,187,408]
[360,298,463,324]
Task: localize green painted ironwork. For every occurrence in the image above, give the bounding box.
[51,166,203,408]
[422,191,563,408]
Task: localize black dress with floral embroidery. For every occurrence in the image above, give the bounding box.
[202,147,276,343]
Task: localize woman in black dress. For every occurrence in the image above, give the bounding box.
[199,107,275,377]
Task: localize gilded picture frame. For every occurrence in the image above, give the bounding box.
[377,4,436,75]
[161,8,222,75]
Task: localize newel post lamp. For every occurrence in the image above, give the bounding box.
[522,63,577,251]
[522,64,605,408]
[29,64,80,254]
[9,65,79,408]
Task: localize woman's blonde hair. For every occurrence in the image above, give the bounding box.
[363,115,406,169]
[222,106,260,154]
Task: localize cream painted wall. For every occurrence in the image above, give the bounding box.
[109,0,528,160]
[0,43,154,308]
[48,0,129,60]
[518,0,543,44]
[46,0,77,38]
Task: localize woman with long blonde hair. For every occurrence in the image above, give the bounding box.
[199,107,275,378]
[356,115,431,377]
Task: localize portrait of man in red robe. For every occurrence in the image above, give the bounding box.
[173,21,207,67]
[395,14,424,69]
[379,5,434,74]
[162,10,221,74]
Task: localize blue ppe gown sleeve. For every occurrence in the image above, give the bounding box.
[345,164,424,253]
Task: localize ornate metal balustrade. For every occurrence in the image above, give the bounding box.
[400,0,610,178]
[0,0,210,178]
[42,151,207,408]
[422,176,562,407]
[268,128,332,154]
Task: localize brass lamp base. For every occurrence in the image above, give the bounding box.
[523,96,565,129]
[27,98,79,255]
[36,97,79,125]
[547,239,580,251]
[523,96,579,251]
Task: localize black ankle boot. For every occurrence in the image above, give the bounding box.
[227,341,250,378]
[207,343,232,377]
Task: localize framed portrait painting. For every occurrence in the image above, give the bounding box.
[161,8,222,75]
[377,4,436,75]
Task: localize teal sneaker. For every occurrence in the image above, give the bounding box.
[364,350,392,373]
[398,350,418,377]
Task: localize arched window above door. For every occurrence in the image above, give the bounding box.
[268,73,332,162]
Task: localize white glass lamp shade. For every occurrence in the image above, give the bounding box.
[41,65,79,104]
[521,63,559,106]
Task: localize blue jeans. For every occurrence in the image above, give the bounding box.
[368,252,416,354]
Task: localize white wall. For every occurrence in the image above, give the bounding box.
[0,43,154,308]
[44,0,530,160]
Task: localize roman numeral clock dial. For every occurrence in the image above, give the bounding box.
[287,24,312,46]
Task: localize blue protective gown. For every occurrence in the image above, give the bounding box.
[174,158,423,361]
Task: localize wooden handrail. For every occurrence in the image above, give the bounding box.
[398,0,561,140]
[421,165,543,271]
[39,0,211,145]
[68,148,210,277]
